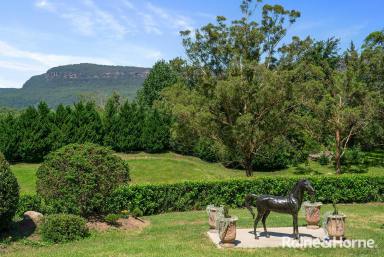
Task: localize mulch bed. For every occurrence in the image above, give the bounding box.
[86,217,150,232]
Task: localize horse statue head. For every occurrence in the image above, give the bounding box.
[299,179,315,195]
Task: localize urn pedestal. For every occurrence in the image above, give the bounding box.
[326,215,346,239]
[218,217,238,248]
[303,202,322,229]
[208,208,218,229]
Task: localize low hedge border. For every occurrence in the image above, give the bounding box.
[20,175,384,216]
[108,175,384,215]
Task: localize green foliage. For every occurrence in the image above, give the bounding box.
[141,109,171,153]
[138,60,178,106]
[0,153,20,229]
[104,214,121,226]
[193,137,218,162]
[41,214,89,243]
[36,143,130,217]
[108,175,384,216]
[17,102,53,162]
[131,207,144,218]
[0,96,170,163]
[0,114,19,161]
[16,195,48,217]
[252,137,295,170]
[115,102,144,151]
[318,154,330,166]
[67,101,104,145]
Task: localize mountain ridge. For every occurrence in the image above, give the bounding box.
[0,63,150,108]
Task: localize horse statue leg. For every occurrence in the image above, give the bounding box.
[254,209,265,239]
[292,213,300,240]
[262,210,271,238]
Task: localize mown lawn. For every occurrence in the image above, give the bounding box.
[11,152,384,195]
[2,203,383,257]
[11,163,40,195]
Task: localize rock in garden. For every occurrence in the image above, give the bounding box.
[23,211,44,226]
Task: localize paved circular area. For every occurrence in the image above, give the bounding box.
[207,226,326,248]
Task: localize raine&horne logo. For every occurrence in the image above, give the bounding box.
[282,237,376,249]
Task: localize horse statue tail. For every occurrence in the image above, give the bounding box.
[245,193,258,219]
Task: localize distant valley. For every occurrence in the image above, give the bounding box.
[0,63,150,108]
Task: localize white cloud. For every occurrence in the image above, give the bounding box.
[146,2,193,31]
[0,40,164,88]
[0,40,113,68]
[83,0,127,37]
[119,1,194,36]
[0,60,42,72]
[0,77,24,88]
[121,0,135,10]
[35,0,128,38]
[35,0,55,11]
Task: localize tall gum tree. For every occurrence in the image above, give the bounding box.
[163,0,300,176]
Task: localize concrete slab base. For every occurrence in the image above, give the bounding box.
[207,226,327,248]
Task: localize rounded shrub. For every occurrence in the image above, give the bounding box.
[131,207,144,218]
[104,213,120,226]
[41,214,89,243]
[36,143,130,217]
[193,137,218,162]
[0,153,20,230]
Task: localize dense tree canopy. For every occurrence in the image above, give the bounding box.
[0,0,383,176]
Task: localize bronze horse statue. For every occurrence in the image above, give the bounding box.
[245,179,315,239]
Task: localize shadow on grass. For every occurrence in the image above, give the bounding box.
[0,218,37,244]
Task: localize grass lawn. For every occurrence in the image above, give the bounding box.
[2,203,383,257]
[11,163,39,195]
[11,152,384,194]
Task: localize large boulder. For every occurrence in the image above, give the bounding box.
[23,211,44,226]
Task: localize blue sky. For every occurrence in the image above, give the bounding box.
[0,0,383,88]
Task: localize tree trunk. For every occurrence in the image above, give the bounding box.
[335,128,341,175]
[244,159,253,177]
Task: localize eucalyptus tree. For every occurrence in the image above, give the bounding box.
[282,38,376,174]
[180,0,300,75]
[162,0,300,176]
[357,30,384,149]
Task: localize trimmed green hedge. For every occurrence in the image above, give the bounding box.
[108,175,384,215]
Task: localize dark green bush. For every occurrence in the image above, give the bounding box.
[341,147,364,165]
[17,195,44,217]
[252,137,294,170]
[104,214,120,226]
[36,143,130,217]
[108,175,384,216]
[318,154,330,166]
[16,195,55,217]
[0,153,19,230]
[141,109,170,153]
[41,214,89,243]
[193,137,218,162]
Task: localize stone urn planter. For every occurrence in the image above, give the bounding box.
[303,202,322,229]
[206,205,223,229]
[216,206,238,248]
[324,203,346,239]
[217,216,238,248]
[326,214,346,239]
